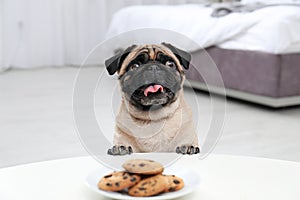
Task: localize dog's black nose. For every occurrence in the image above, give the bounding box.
[147,65,159,71]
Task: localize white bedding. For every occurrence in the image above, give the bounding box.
[106,4,300,54]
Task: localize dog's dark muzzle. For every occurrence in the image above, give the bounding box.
[122,64,179,95]
[120,63,181,109]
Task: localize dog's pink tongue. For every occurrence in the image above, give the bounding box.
[144,84,164,97]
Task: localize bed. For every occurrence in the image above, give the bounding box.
[105,1,300,107]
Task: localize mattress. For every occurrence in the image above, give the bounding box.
[106,3,300,54]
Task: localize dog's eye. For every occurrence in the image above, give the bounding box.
[130,63,140,70]
[165,60,175,68]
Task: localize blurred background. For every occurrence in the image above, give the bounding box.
[0,0,211,70]
[1,0,300,168]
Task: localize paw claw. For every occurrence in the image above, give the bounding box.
[107,149,113,155]
[128,146,133,154]
[176,145,200,155]
[195,147,200,154]
[176,146,181,154]
[107,145,133,156]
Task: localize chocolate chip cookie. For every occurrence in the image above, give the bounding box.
[122,159,164,175]
[163,175,184,192]
[98,171,141,192]
[128,174,168,197]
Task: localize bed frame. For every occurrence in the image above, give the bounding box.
[185,46,300,108]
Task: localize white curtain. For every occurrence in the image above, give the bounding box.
[0,0,206,70]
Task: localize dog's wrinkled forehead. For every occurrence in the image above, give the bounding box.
[119,44,183,76]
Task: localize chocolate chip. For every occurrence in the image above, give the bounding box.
[169,187,176,192]
[142,182,147,186]
[106,183,112,187]
[123,176,128,180]
[115,182,120,187]
[104,174,112,178]
[173,179,180,184]
[130,177,137,182]
[139,163,145,167]
[151,180,157,187]
[138,187,146,191]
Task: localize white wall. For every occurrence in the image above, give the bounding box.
[0,0,207,70]
[0,0,108,69]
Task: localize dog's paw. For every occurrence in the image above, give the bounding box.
[176,145,200,155]
[107,145,133,156]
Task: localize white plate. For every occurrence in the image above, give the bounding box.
[85,166,201,200]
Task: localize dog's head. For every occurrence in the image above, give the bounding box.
[105,43,191,111]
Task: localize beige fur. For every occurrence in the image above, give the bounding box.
[114,91,198,152]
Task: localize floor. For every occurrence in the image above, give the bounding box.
[1,66,300,168]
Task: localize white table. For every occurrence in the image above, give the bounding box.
[0,154,299,200]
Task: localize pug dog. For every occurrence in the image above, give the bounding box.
[105,43,199,155]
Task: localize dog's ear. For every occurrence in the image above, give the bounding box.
[162,42,191,70]
[105,45,137,75]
